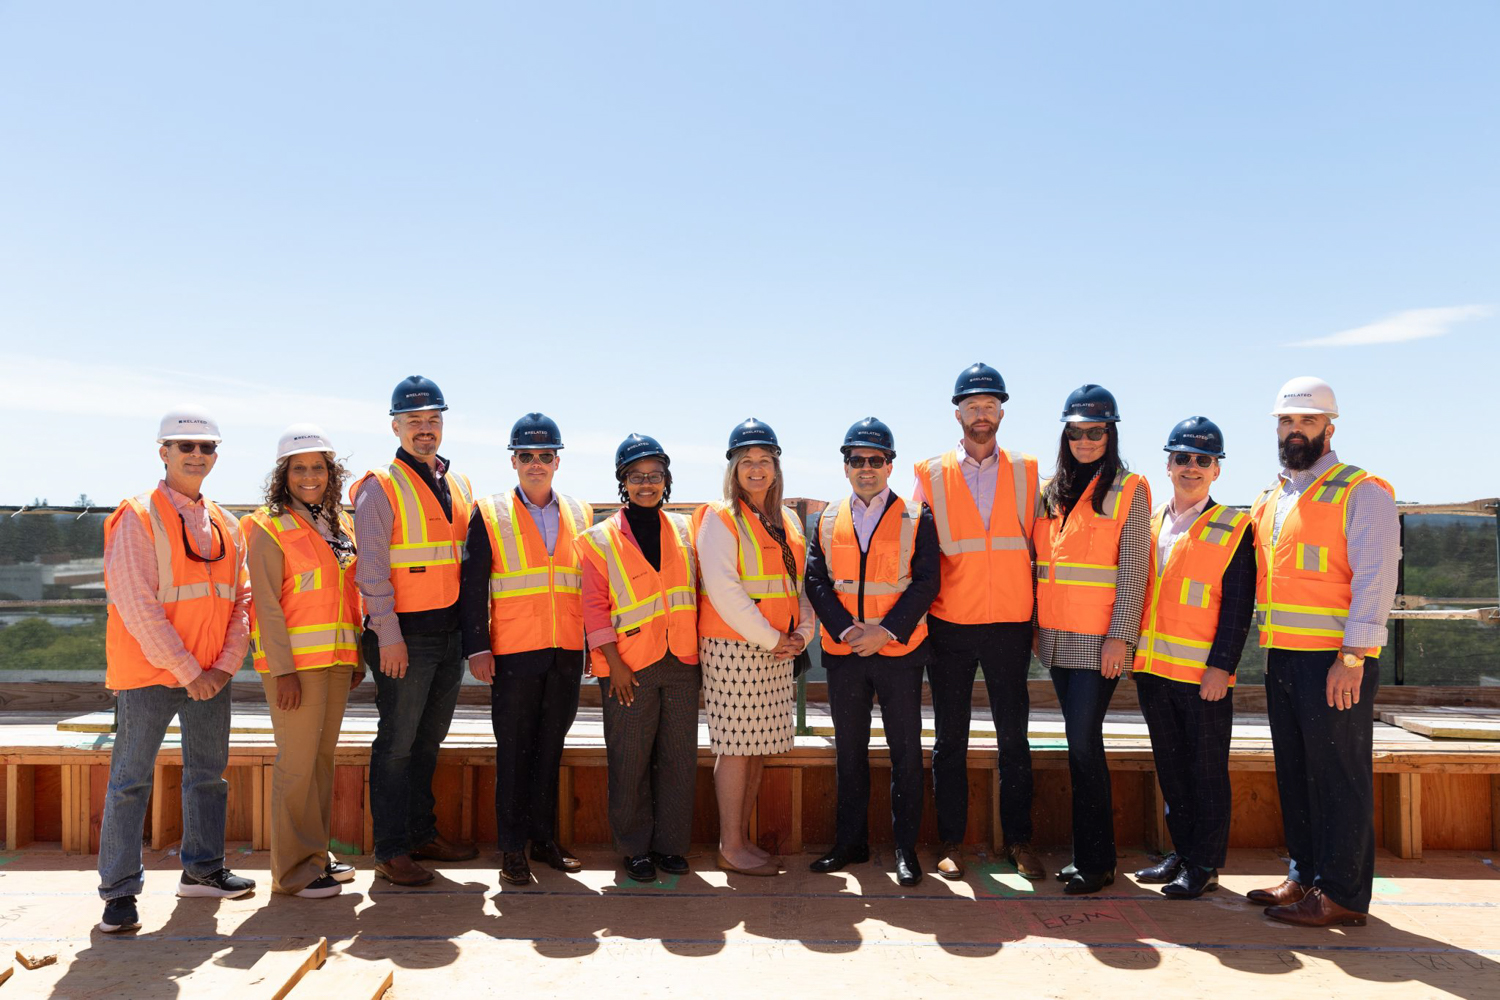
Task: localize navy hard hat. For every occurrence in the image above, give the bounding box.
[726,418,781,460]
[508,412,564,451]
[615,433,670,475]
[1060,384,1120,423]
[841,417,896,455]
[389,375,448,415]
[952,362,1009,405]
[1164,416,1226,459]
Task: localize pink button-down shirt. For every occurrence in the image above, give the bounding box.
[103,481,252,686]
[850,487,892,549]
[910,441,1001,529]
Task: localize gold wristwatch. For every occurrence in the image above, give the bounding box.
[1341,651,1364,668]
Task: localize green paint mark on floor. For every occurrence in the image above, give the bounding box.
[1371,876,1402,895]
[0,854,17,866]
[328,839,359,855]
[973,862,1035,898]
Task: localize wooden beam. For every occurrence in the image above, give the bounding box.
[362,767,373,859]
[1383,772,1423,859]
[787,767,803,854]
[556,766,573,847]
[61,764,90,854]
[1144,773,1171,855]
[245,937,328,1000]
[0,963,12,986]
[6,765,34,851]
[150,763,182,851]
[293,960,393,999]
[1491,775,1500,851]
[460,765,475,845]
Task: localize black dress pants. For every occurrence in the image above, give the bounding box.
[825,649,925,850]
[927,617,1034,845]
[489,647,584,851]
[1135,672,1234,869]
[1266,648,1380,912]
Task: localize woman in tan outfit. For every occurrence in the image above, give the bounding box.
[244,424,363,897]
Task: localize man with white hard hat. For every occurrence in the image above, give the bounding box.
[1247,376,1399,928]
[351,376,478,885]
[96,406,256,934]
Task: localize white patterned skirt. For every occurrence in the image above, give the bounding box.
[699,637,796,756]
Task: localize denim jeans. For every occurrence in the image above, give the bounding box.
[369,629,464,861]
[97,682,232,900]
[1050,666,1120,874]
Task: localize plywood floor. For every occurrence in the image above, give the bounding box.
[1,847,1497,999]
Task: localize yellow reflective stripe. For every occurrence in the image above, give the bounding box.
[480,496,525,573]
[896,500,919,589]
[387,462,429,546]
[732,508,765,580]
[1296,543,1328,572]
[1036,561,1051,581]
[925,461,961,556]
[1145,633,1212,665]
[1257,602,1347,635]
[158,581,236,602]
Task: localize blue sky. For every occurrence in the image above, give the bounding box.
[2,1,1495,509]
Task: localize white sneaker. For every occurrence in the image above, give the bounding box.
[294,875,342,898]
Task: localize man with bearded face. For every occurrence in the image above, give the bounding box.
[1248,376,1399,928]
[912,363,1043,881]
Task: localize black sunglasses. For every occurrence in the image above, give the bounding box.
[172,441,218,455]
[845,456,888,469]
[181,518,227,563]
[1171,453,1217,468]
[517,452,555,466]
[1064,426,1108,441]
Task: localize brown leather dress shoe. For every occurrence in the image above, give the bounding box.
[411,833,479,863]
[499,851,533,886]
[935,843,965,880]
[530,839,583,873]
[1246,877,1307,907]
[374,854,434,886]
[1003,842,1044,881]
[1264,887,1367,927]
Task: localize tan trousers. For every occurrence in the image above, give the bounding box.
[261,664,353,893]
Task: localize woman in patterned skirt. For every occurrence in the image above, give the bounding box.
[693,419,814,876]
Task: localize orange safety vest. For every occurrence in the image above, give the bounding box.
[103,487,241,690]
[816,496,929,657]
[913,449,1038,624]
[1134,503,1251,684]
[579,509,698,675]
[243,507,362,673]
[691,500,807,642]
[1035,471,1150,635]
[1251,462,1394,652]
[477,490,593,655]
[350,458,473,613]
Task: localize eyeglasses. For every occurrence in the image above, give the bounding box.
[844,456,888,469]
[625,472,666,485]
[1171,453,1216,468]
[517,452,555,466]
[172,441,218,455]
[180,518,227,563]
[1064,426,1107,441]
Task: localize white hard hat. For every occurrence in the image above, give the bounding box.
[276,423,336,461]
[1270,376,1338,418]
[156,404,222,443]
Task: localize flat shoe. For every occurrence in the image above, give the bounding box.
[716,851,782,876]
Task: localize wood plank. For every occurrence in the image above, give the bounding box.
[554,766,573,847]
[363,767,373,858]
[1143,773,1170,855]
[1383,772,1423,859]
[1399,719,1500,740]
[329,765,365,855]
[1420,773,1494,850]
[244,937,328,1000]
[59,763,73,853]
[788,766,803,853]
[460,764,475,845]
[252,762,266,851]
[89,762,107,853]
[1227,771,1284,848]
[151,762,182,850]
[292,959,393,999]
[225,765,255,843]
[6,765,34,850]
[31,765,60,843]
[0,963,12,986]
[1493,775,1500,851]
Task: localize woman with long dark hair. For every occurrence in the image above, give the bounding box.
[1033,386,1151,895]
[244,424,362,898]
[579,434,701,883]
[693,419,812,876]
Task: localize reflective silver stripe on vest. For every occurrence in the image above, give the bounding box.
[1100,478,1127,519]
[1147,635,1210,665]
[1182,580,1209,607]
[142,493,233,604]
[159,582,236,603]
[925,451,1030,557]
[489,571,552,596]
[1260,606,1347,631]
[296,570,317,592]
[1050,563,1117,585]
[1298,544,1325,571]
[287,625,359,650]
[1036,562,1051,581]
[1198,507,1243,546]
[489,496,524,571]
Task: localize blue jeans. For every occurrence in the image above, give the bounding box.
[369,629,463,861]
[97,682,232,900]
[1050,666,1120,874]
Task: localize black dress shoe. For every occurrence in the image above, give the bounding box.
[499,851,532,886]
[809,844,870,873]
[1133,852,1184,884]
[1162,866,1219,898]
[894,847,923,887]
[1063,869,1115,895]
[651,852,690,875]
[1055,861,1078,883]
[622,854,657,883]
[530,839,583,873]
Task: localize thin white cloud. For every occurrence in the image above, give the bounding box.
[1291,304,1494,348]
